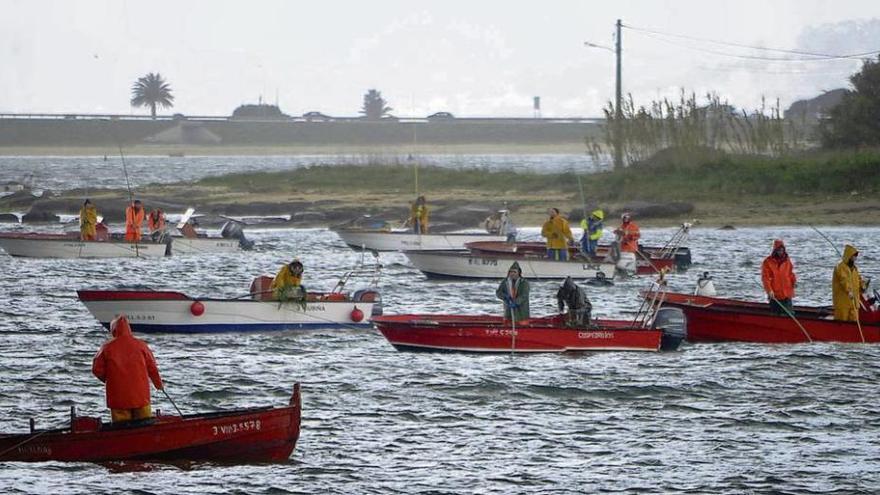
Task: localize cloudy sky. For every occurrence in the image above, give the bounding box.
[2,0,879,118]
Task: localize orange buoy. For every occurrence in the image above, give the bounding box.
[350,306,364,322]
[190,301,205,316]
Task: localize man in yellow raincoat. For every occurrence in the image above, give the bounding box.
[407,195,428,234]
[271,259,307,302]
[541,208,574,261]
[79,199,99,241]
[832,244,865,322]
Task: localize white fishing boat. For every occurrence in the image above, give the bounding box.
[404,249,617,281]
[77,288,380,333]
[77,255,382,333]
[0,232,168,258]
[334,228,505,252]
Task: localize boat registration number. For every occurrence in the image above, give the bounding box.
[581,264,600,270]
[468,258,498,266]
[578,331,613,339]
[213,419,261,436]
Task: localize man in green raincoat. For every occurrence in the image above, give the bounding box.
[496,261,530,323]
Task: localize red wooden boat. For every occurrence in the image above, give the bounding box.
[657,292,880,344]
[372,308,686,353]
[465,241,680,275]
[0,384,301,463]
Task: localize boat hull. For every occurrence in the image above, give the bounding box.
[77,290,376,333]
[170,236,240,255]
[659,292,880,343]
[465,241,679,275]
[334,228,506,251]
[0,234,168,258]
[0,384,301,463]
[373,314,673,352]
[404,250,616,280]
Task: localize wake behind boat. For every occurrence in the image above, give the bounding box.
[0,384,301,463]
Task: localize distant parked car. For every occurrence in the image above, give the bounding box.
[303,111,332,121]
[427,111,455,120]
[172,113,186,120]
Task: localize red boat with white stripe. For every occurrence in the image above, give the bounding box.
[372,308,686,353]
[656,292,880,344]
[0,384,301,463]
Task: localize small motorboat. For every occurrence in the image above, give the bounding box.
[656,292,880,343]
[333,226,506,252]
[372,307,686,353]
[78,258,383,333]
[404,247,618,281]
[0,384,301,463]
[0,231,169,258]
[465,241,676,275]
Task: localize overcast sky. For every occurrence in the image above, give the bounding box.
[2,0,879,118]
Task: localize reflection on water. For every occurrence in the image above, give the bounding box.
[0,226,879,494]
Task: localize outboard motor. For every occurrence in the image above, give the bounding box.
[353,288,383,316]
[652,306,687,351]
[694,271,716,297]
[220,220,254,250]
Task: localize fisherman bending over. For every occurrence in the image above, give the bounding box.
[557,276,592,326]
[272,259,307,302]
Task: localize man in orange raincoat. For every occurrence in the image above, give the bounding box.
[125,200,146,242]
[761,239,797,315]
[92,315,164,423]
[615,213,640,253]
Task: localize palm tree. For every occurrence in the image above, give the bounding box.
[360,89,393,120]
[130,73,174,118]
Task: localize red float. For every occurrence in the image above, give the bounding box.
[190,301,205,316]
[350,306,364,322]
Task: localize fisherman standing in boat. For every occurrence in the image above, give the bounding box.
[579,209,604,257]
[406,195,429,234]
[484,209,517,242]
[832,244,865,322]
[541,208,574,261]
[615,212,640,253]
[92,315,164,423]
[271,259,308,303]
[79,199,99,241]
[761,239,797,315]
[124,199,146,242]
[147,208,166,239]
[496,261,530,323]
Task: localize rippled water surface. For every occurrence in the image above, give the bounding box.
[1,226,879,494]
[0,154,602,192]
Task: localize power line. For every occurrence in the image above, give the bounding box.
[623,23,880,62]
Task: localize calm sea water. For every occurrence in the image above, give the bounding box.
[1,225,879,494]
[0,154,604,193]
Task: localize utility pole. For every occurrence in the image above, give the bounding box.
[614,19,623,169]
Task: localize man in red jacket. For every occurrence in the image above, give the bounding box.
[92,315,164,423]
[761,239,797,315]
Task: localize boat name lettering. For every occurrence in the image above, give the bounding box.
[581,264,600,270]
[212,419,261,436]
[18,444,51,455]
[468,258,498,266]
[578,331,613,339]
